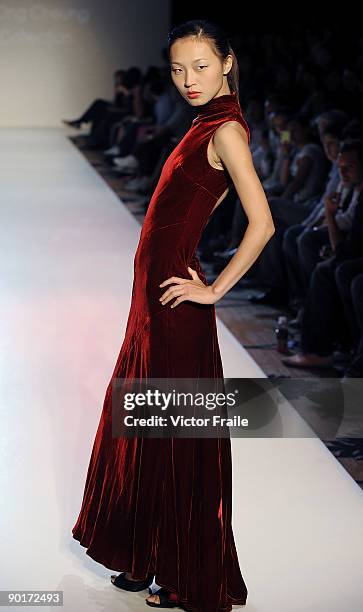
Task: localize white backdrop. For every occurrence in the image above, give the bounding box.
[0,0,169,127]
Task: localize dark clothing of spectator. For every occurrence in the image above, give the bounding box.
[300,192,363,356]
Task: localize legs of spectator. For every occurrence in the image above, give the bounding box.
[90,118,111,148]
[125,141,176,204]
[103,122,127,156]
[285,225,330,326]
[269,196,314,226]
[247,197,317,306]
[122,137,175,197]
[117,121,141,156]
[63,98,111,127]
[282,258,347,367]
[297,226,330,294]
[92,110,131,149]
[111,122,125,146]
[282,224,307,302]
[133,133,170,176]
[250,217,289,288]
[301,258,347,355]
[335,259,363,349]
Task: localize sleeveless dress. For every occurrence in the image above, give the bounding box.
[72,91,251,612]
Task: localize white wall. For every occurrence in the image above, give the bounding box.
[0,0,170,127]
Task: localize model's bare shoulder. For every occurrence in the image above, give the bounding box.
[212,119,251,175]
[214,119,249,145]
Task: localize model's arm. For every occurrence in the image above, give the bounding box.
[210,121,275,300]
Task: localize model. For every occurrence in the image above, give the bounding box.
[72,18,275,612]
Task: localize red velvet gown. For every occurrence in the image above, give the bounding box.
[72,91,250,611]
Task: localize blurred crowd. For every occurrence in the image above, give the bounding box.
[62,27,363,376]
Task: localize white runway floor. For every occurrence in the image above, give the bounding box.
[0,128,362,612]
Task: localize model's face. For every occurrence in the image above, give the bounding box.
[169,37,232,106]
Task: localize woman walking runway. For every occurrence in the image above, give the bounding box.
[72,19,275,611]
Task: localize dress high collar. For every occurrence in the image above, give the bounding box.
[192,91,240,123]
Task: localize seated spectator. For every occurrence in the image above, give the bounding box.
[111,80,177,192]
[285,139,363,323]
[285,182,352,316]
[62,68,130,131]
[270,114,329,224]
[281,140,363,368]
[103,75,173,161]
[262,108,291,195]
[89,67,143,148]
[149,79,175,126]
[101,66,164,154]
[247,113,329,305]
[62,67,143,149]
[282,122,345,310]
[111,84,196,185]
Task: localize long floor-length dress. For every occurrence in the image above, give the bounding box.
[72,91,250,612]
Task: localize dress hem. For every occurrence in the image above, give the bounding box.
[72,532,248,611]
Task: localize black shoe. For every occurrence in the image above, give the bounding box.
[248,287,289,306]
[111,572,154,592]
[145,587,181,608]
[62,119,82,128]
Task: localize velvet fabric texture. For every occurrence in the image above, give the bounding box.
[72,91,250,611]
